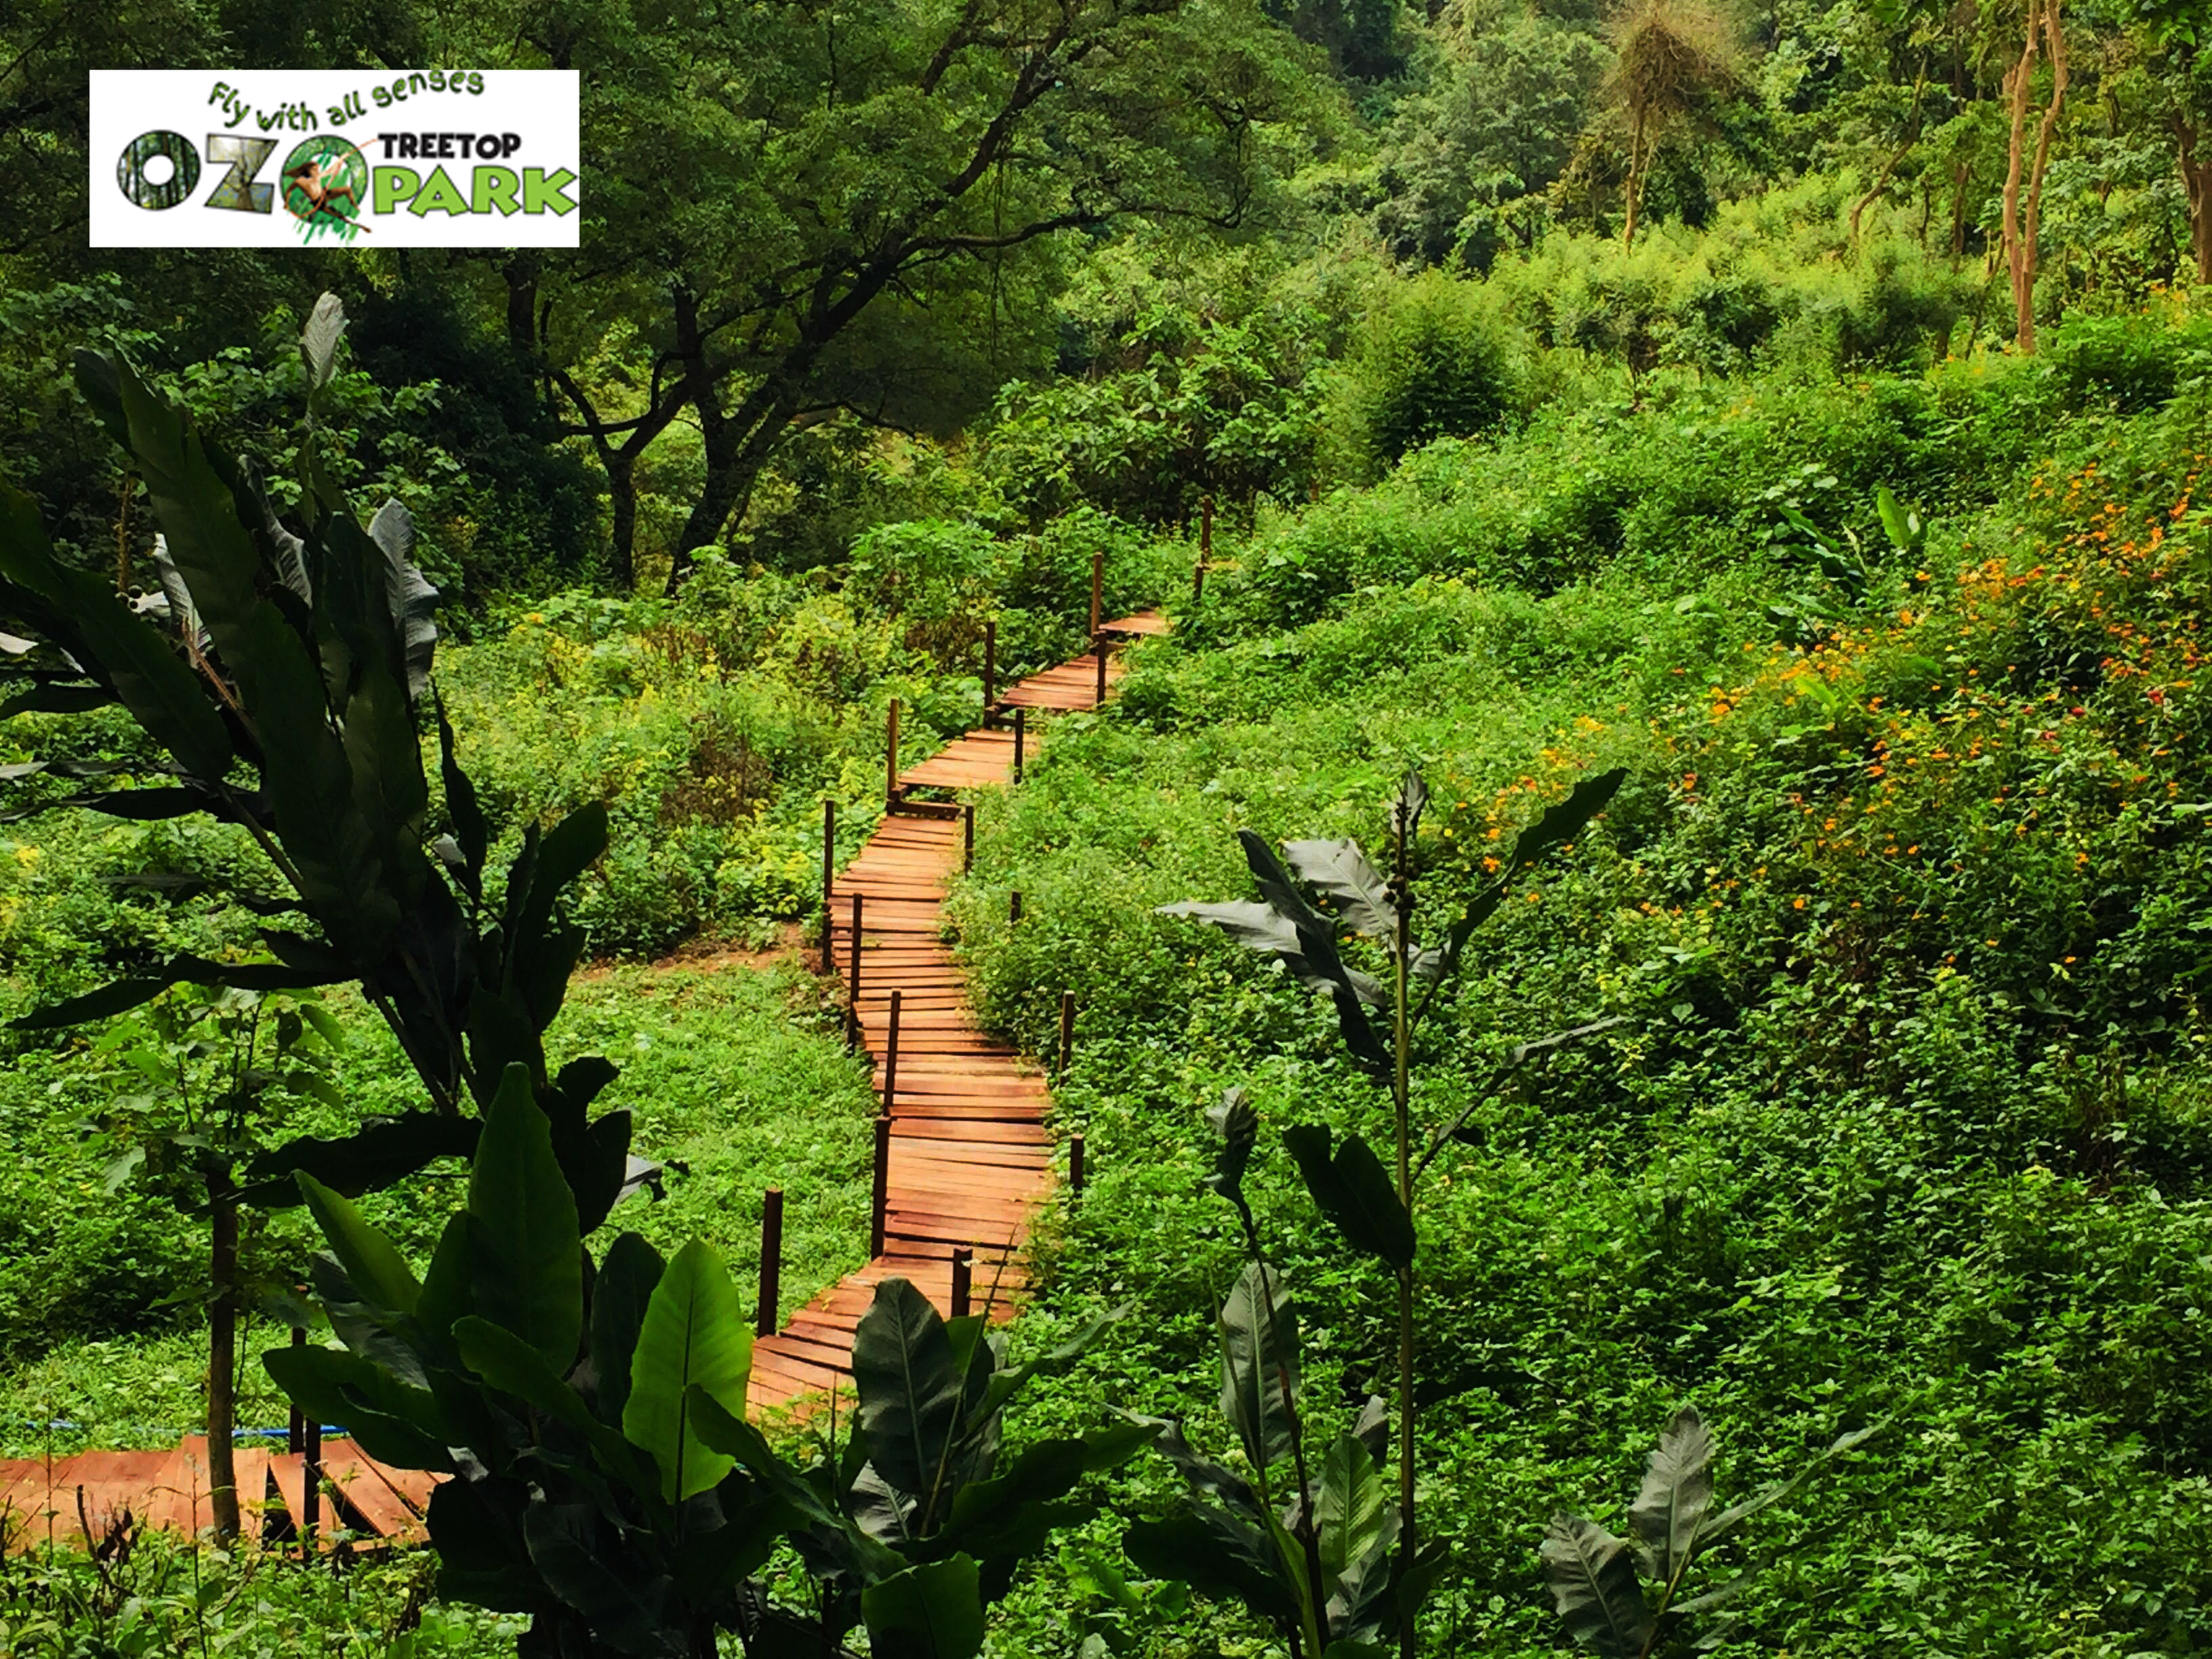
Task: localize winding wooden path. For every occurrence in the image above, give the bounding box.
[747,613,1165,1409]
[0,613,1167,1544]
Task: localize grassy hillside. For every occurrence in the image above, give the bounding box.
[954,313,2212,1656]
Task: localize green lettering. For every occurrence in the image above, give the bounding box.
[372,166,421,213]
[522,167,578,216]
[471,167,521,216]
[408,165,471,216]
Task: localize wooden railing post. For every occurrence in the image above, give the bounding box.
[870,1114,892,1258]
[846,892,863,1048]
[1013,706,1025,783]
[962,804,975,875]
[302,1402,321,1557]
[983,619,996,725]
[1094,637,1107,703]
[756,1187,783,1337]
[885,697,901,810]
[884,989,903,1115]
[1071,1132,1086,1199]
[1010,890,1023,925]
[821,799,837,975]
[1058,989,1075,1078]
[950,1248,973,1320]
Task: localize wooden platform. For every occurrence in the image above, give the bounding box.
[752,611,1165,1408]
[0,1435,434,1551]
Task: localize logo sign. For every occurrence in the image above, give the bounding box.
[89,70,580,248]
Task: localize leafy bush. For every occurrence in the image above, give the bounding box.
[1332,270,1530,478]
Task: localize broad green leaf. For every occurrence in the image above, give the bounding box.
[466,1063,583,1369]
[454,1315,648,1489]
[234,1114,480,1207]
[435,693,487,898]
[424,1479,537,1613]
[296,1171,420,1317]
[1281,837,1396,940]
[591,1231,665,1429]
[1205,1086,1258,1219]
[1504,768,1626,876]
[860,1556,987,1659]
[300,292,348,392]
[1540,1512,1652,1659]
[1696,1418,1885,1546]
[853,1277,970,1501]
[1284,1126,1416,1271]
[0,484,234,780]
[262,1340,451,1470]
[1124,1505,1296,1626]
[1628,1406,1712,1584]
[367,499,438,701]
[1315,1431,1395,1578]
[623,1237,752,1501]
[1218,1261,1298,1471]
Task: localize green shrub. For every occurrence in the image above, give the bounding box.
[1332,270,1529,478]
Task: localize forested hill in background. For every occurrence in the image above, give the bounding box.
[2,0,2208,606]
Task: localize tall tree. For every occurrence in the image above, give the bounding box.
[1999,0,2069,352]
[1600,0,1743,249]
[528,0,1334,591]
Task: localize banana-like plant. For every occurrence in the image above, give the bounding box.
[1541,1406,1882,1659]
[0,296,639,1221]
[272,1063,1139,1658]
[1122,1088,1428,1659]
[1156,764,1627,1658]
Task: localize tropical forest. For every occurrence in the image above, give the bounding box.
[1,0,2210,1653]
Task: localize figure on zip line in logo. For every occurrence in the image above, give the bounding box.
[279,138,370,241]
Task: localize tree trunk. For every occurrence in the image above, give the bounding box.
[1622,106,1648,249]
[606,453,637,592]
[207,1173,240,1540]
[2002,0,2067,354]
[2180,118,2212,285]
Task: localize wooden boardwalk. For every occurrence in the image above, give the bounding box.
[0,1435,434,1551]
[0,611,1166,1538]
[748,613,1162,1408]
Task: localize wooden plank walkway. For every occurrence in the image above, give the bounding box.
[748,613,1164,1409]
[0,1435,434,1551]
[0,611,1169,1534]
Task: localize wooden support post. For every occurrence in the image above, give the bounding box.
[1058,989,1075,1078]
[950,1248,973,1320]
[885,697,901,809]
[962,804,975,875]
[1010,890,1023,925]
[1013,707,1025,783]
[1071,1132,1086,1198]
[1090,548,1103,637]
[287,1326,305,1454]
[884,989,903,1115]
[302,1406,321,1557]
[870,1114,891,1258]
[756,1188,783,1337]
[1094,638,1107,703]
[983,620,996,725]
[846,893,863,1047]
[1194,493,1213,602]
[821,799,836,975]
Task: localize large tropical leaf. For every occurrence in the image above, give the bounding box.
[853,1277,969,1500]
[1204,1086,1258,1228]
[1540,1513,1652,1659]
[1503,767,1626,876]
[590,1231,665,1429]
[466,1064,583,1369]
[300,292,347,392]
[367,498,438,702]
[1628,1406,1713,1584]
[295,1171,420,1318]
[234,1112,480,1207]
[0,484,234,780]
[622,1237,753,1502]
[1280,837,1396,941]
[1124,1504,1297,1626]
[1695,1419,1886,1547]
[1283,1126,1415,1272]
[861,1556,987,1659]
[1315,1431,1395,1580]
[1218,1262,1298,1472]
[454,1315,649,1490]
